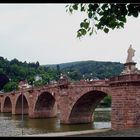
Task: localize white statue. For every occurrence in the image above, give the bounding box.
[126,45,135,63]
[121,45,140,75]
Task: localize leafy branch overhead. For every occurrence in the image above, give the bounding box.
[66,3,140,38]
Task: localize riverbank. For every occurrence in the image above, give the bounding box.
[72,127,140,137]
[22,128,110,137]
[23,127,140,137]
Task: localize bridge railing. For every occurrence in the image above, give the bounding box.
[0,79,110,96]
[110,74,140,82]
[0,83,58,96]
[70,79,109,86]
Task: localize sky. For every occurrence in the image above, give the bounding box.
[0,4,140,68]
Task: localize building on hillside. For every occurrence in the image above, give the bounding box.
[34,75,42,81]
[19,80,31,89]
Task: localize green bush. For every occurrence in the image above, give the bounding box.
[3,81,19,92]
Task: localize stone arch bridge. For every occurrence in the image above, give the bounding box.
[1,73,140,131]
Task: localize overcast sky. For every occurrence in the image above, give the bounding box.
[0,4,140,68]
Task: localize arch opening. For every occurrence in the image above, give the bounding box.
[35,92,55,111]
[33,92,57,118]
[3,96,12,113]
[69,90,110,124]
[15,94,29,115]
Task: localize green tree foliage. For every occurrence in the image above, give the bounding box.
[59,61,123,80]
[45,67,58,82]
[3,81,18,92]
[67,69,82,81]
[102,96,112,107]
[34,80,44,87]
[0,74,9,90]
[97,96,112,108]
[66,3,140,38]
[27,76,35,86]
[0,57,59,92]
[56,65,61,80]
[100,96,112,107]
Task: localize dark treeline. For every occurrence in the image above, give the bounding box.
[0,57,123,94]
[0,56,59,92]
[47,60,124,81]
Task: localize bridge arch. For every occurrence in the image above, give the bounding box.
[31,91,57,118]
[34,92,55,111]
[69,90,109,124]
[3,96,12,113]
[15,94,29,114]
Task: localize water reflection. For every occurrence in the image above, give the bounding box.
[0,110,111,136]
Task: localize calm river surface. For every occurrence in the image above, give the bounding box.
[0,109,111,136]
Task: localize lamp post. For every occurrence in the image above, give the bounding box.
[21,86,24,135]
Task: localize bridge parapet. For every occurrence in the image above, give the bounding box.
[109,74,140,86]
[0,90,20,96]
[0,83,59,96]
[70,79,109,86]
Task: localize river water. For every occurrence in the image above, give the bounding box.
[0,110,111,136]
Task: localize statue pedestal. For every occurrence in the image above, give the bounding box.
[121,62,140,75]
[124,62,136,72]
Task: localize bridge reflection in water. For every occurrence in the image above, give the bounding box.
[0,109,111,136]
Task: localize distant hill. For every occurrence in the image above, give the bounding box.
[45,60,124,80]
[0,56,124,93]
